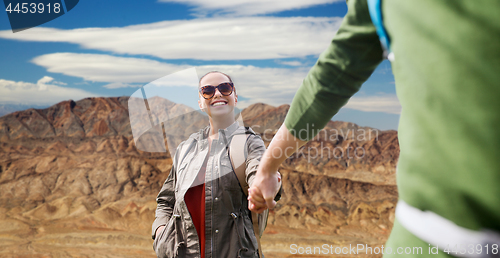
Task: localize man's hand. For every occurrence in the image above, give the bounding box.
[248,171,281,213]
[248,124,306,213]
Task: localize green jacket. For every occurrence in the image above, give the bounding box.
[285,0,500,255]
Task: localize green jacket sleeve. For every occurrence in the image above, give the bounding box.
[285,0,384,140]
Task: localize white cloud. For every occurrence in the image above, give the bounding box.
[37,76,54,85]
[31,53,308,107]
[31,53,191,84]
[103,82,142,89]
[0,17,341,60]
[344,94,401,114]
[159,0,343,16]
[52,81,67,85]
[276,60,304,66]
[0,76,99,105]
[30,53,400,114]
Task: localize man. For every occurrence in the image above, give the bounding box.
[248,0,500,257]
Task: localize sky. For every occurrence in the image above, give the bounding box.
[0,0,400,130]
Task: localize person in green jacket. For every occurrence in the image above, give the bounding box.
[247,0,500,257]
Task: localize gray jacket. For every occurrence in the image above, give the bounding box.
[152,122,266,258]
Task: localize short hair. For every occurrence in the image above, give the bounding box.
[199,71,236,95]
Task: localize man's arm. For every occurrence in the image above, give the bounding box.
[248,124,305,212]
[249,0,384,212]
[285,0,383,139]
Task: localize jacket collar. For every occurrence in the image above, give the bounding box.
[223,120,241,137]
[197,120,241,141]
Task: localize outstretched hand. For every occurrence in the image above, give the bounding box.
[248,170,281,213]
[248,123,306,213]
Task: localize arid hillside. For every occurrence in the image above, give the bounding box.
[0,97,399,257]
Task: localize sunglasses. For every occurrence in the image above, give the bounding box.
[199,82,234,99]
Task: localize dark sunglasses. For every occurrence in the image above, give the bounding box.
[199,82,234,99]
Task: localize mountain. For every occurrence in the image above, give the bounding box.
[0,97,398,257]
[0,103,49,118]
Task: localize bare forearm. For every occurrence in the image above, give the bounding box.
[249,124,306,212]
[260,124,307,175]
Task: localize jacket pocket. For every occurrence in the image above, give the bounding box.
[234,211,259,258]
[154,217,173,258]
[156,215,186,258]
[153,224,167,256]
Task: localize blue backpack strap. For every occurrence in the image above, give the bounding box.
[367,0,392,57]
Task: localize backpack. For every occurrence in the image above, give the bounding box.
[228,130,271,258]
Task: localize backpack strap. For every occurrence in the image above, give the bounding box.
[229,132,250,195]
[367,0,394,60]
[228,130,265,258]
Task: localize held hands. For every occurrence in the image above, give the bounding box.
[248,170,281,213]
[248,123,305,214]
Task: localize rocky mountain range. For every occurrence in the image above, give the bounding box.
[0,104,49,118]
[0,97,399,257]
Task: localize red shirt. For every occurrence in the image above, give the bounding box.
[185,156,207,258]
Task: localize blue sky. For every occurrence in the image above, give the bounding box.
[0,0,400,130]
